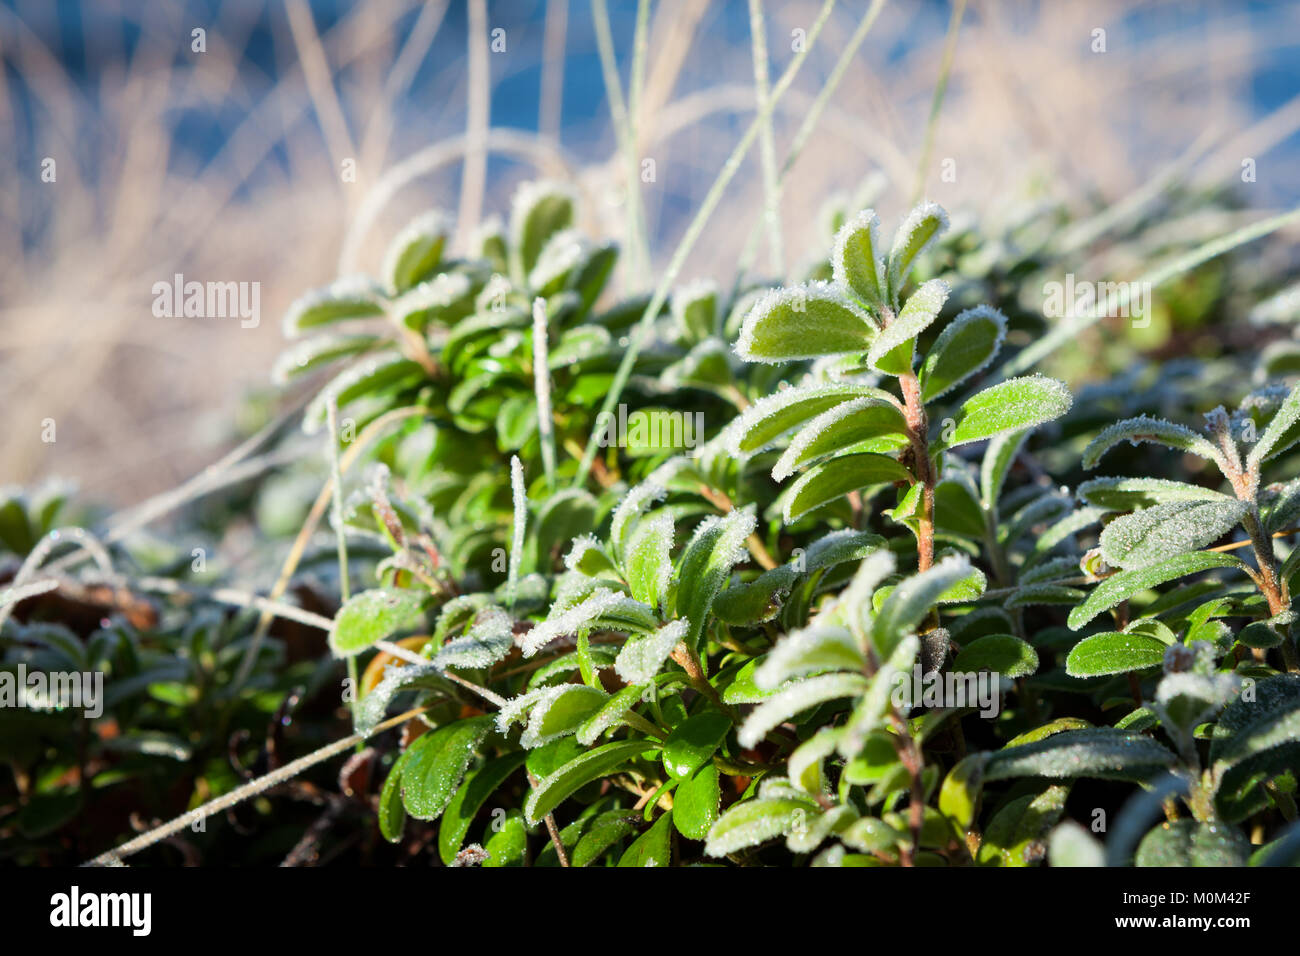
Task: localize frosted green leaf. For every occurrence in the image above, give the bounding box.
[887,201,949,297]
[723,382,891,455]
[624,511,674,610]
[787,804,856,854]
[673,509,757,648]
[841,549,898,642]
[614,619,689,684]
[755,624,865,691]
[576,682,652,746]
[1082,415,1224,470]
[1048,821,1105,867]
[783,453,913,524]
[984,728,1178,783]
[919,305,1008,402]
[832,208,886,306]
[524,739,653,825]
[704,795,821,857]
[734,282,877,363]
[737,673,868,748]
[803,529,887,572]
[392,272,474,331]
[271,333,379,385]
[281,275,385,337]
[869,279,948,375]
[527,229,588,295]
[1068,551,1247,630]
[378,750,409,842]
[509,179,575,281]
[1210,675,1300,801]
[787,727,841,794]
[521,684,610,748]
[937,375,1072,450]
[1066,632,1167,677]
[400,715,495,820]
[610,482,668,562]
[302,354,424,434]
[521,588,652,657]
[951,634,1038,678]
[980,429,1027,513]
[671,278,720,342]
[1248,380,1300,466]
[437,753,527,865]
[328,588,426,658]
[872,555,974,659]
[1099,499,1247,570]
[1077,477,1233,510]
[1262,477,1300,532]
[771,397,911,482]
[382,210,451,292]
[571,811,641,867]
[1135,819,1250,867]
[711,565,799,625]
[434,606,514,669]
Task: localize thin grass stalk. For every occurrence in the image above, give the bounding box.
[748,0,783,276]
[573,0,839,488]
[910,0,966,206]
[457,0,491,246]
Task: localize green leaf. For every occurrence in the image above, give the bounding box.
[614,619,689,684]
[1077,477,1232,510]
[1066,632,1167,677]
[271,333,380,385]
[328,588,426,658]
[662,712,732,779]
[1248,380,1300,466]
[481,810,528,867]
[1082,415,1224,470]
[624,511,673,610]
[872,556,974,659]
[510,180,575,281]
[521,685,610,748]
[952,634,1038,678]
[771,398,910,482]
[735,282,877,363]
[832,209,886,306]
[1135,819,1250,867]
[303,354,425,434]
[1210,675,1300,805]
[984,729,1178,783]
[576,682,652,745]
[1099,499,1247,570]
[525,740,654,825]
[672,279,720,342]
[673,509,757,648]
[938,375,1072,450]
[980,429,1027,513]
[1068,552,1247,630]
[977,785,1069,867]
[437,752,528,864]
[378,751,410,842]
[711,565,799,625]
[783,453,912,524]
[868,279,949,375]
[618,810,674,866]
[939,754,986,830]
[920,305,1007,402]
[1048,821,1105,867]
[401,716,495,821]
[281,276,385,337]
[572,811,641,867]
[674,763,722,841]
[705,795,821,857]
[383,210,451,292]
[737,673,868,748]
[755,623,865,690]
[887,201,949,297]
[725,382,891,455]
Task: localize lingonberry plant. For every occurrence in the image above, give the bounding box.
[4,185,1299,869]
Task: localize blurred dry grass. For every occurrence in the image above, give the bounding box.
[1,0,1297,506]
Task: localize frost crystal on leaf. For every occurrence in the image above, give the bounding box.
[614,618,688,683]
